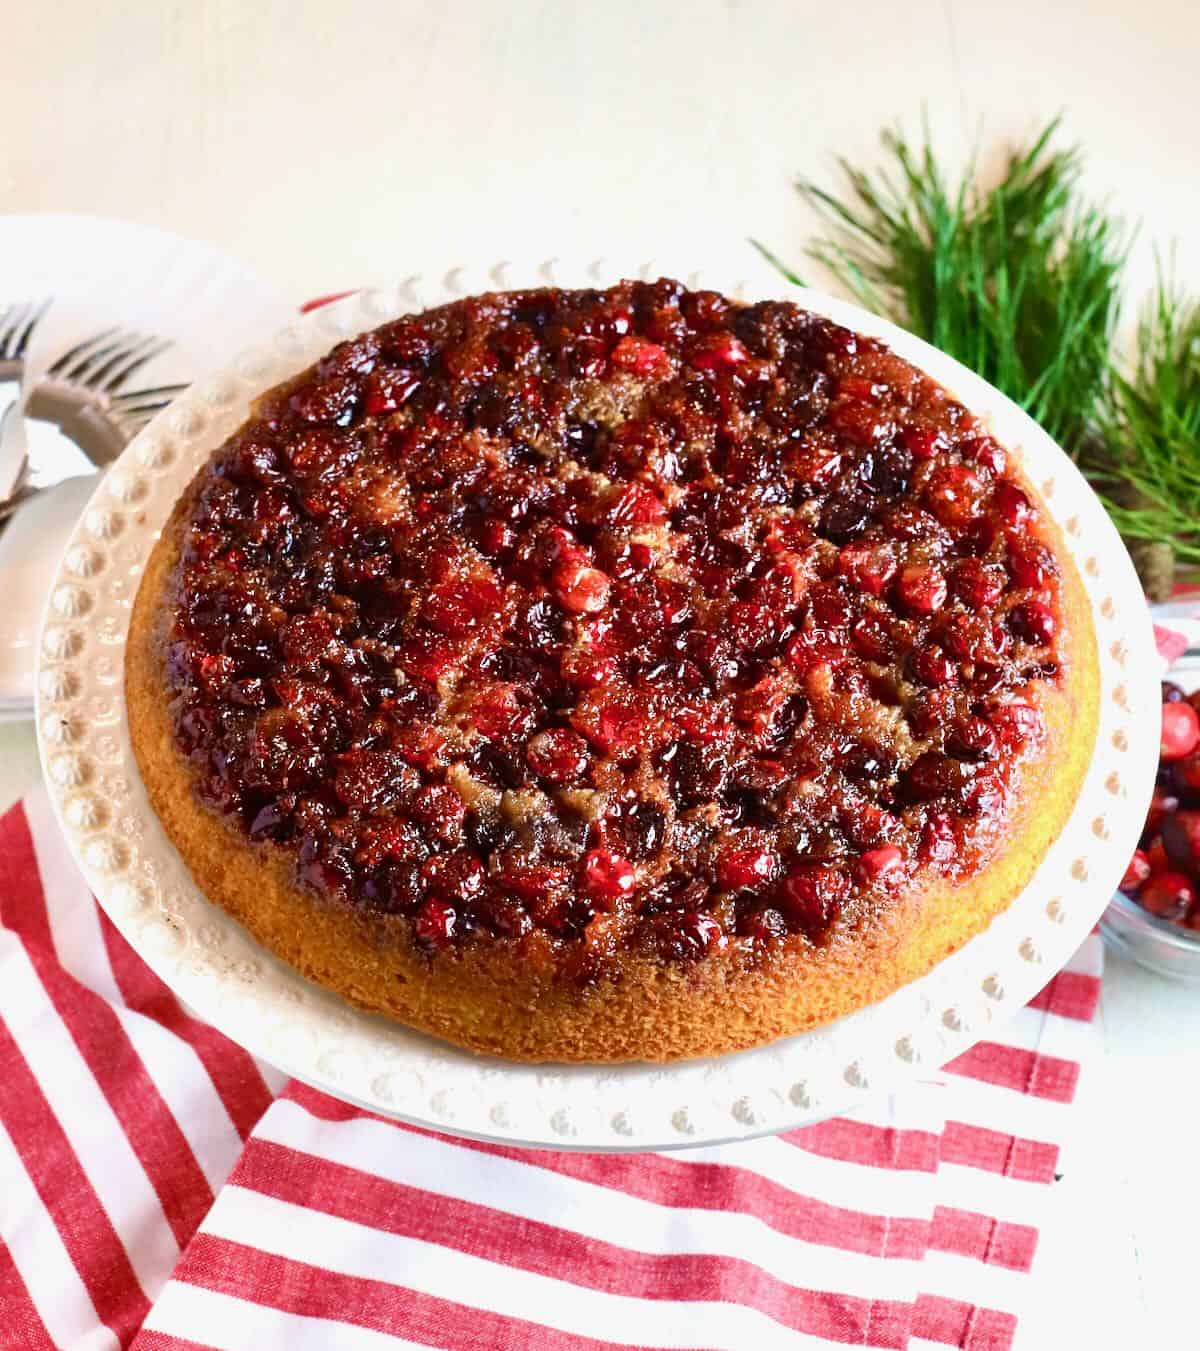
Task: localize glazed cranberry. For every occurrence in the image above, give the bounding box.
[944,614,991,663]
[1008,601,1056,646]
[563,419,601,464]
[607,482,667,526]
[965,770,1008,823]
[611,335,670,377]
[837,542,897,597]
[991,482,1033,527]
[820,490,874,542]
[411,785,467,844]
[1119,849,1151,894]
[1007,542,1054,592]
[479,518,518,557]
[414,898,458,946]
[902,427,942,460]
[906,687,955,739]
[959,518,994,557]
[910,645,956,687]
[858,845,904,885]
[726,600,780,653]
[610,799,667,861]
[897,564,947,616]
[925,464,984,527]
[830,400,886,447]
[527,728,589,784]
[398,634,459,682]
[555,564,611,614]
[691,333,749,369]
[481,896,534,938]
[176,705,219,753]
[952,558,1004,610]
[716,845,777,891]
[988,699,1045,749]
[785,627,850,672]
[289,377,356,425]
[1161,811,1200,875]
[572,692,647,754]
[1138,872,1197,920]
[463,683,534,740]
[1162,681,1186,703]
[334,750,417,811]
[540,525,586,567]
[497,860,570,904]
[851,613,894,661]
[560,651,617,689]
[839,375,878,401]
[737,906,789,943]
[1160,701,1200,762]
[421,577,502,635]
[778,864,849,933]
[947,716,999,762]
[964,435,1006,474]
[659,911,725,958]
[920,812,957,869]
[391,725,447,773]
[809,582,853,628]
[901,751,969,802]
[580,849,636,905]
[281,614,334,666]
[361,366,420,416]
[421,854,486,901]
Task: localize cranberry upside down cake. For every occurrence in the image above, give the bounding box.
[127,280,1097,1061]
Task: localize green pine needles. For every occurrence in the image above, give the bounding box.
[1089,270,1200,567]
[760,119,1200,593]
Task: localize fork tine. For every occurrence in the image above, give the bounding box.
[108,382,189,408]
[111,398,176,420]
[56,331,153,388]
[93,335,174,393]
[61,339,126,384]
[12,299,51,359]
[71,334,153,388]
[0,303,32,361]
[49,327,121,379]
[0,305,16,359]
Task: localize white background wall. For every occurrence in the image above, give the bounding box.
[6,2,1199,306]
[4,3,1199,1346]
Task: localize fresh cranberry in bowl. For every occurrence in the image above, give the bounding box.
[1103,654,1200,983]
[1138,872,1196,920]
[1160,700,1200,762]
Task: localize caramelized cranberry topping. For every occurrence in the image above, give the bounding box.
[166,281,1066,969]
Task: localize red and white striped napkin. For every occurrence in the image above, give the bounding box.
[0,782,1104,1351]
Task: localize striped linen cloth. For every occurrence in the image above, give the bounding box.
[0,782,1105,1351]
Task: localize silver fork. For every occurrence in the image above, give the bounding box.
[0,324,190,525]
[36,327,188,446]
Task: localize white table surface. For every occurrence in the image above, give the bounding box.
[5,2,1200,1345]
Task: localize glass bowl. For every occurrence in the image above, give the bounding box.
[1100,621,1200,984]
[1100,890,1200,984]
